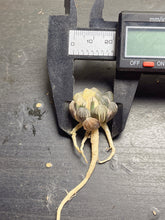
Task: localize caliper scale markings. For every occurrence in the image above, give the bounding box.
[68,30,116,57]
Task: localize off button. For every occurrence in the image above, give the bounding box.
[143,61,155,68]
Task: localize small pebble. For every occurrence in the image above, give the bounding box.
[38,9,44,15]
[153,210,157,216]
[36,103,42,108]
[46,162,53,168]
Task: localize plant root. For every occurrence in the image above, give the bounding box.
[70,123,82,153]
[56,129,99,220]
[98,123,115,164]
[80,131,90,163]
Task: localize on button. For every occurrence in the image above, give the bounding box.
[143,61,155,67]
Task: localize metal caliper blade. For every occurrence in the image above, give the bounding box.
[47,0,77,134]
[90,0,141,137]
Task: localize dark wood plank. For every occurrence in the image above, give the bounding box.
[0,0,165,219]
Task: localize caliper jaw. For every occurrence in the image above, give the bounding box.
[89,0,124,137]
[47,0,77,134]
[90,0,117,29]
[113,73,140,135]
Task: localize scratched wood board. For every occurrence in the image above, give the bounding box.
[0,0,165,220]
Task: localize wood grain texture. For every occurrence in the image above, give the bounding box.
[0,0,165,219]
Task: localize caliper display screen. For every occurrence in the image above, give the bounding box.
[125,26,165,58]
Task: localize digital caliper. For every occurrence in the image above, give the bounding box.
[47,0,165,137]
[68,11,165,72]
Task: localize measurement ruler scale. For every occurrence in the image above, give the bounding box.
[68,30,116,56]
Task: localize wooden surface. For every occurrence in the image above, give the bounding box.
[0,0,165,219]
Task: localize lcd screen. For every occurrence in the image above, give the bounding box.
[125,26,165,58]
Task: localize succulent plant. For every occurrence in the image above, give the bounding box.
[57,88,118,220]
[69,87,118,130]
